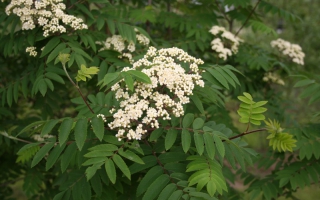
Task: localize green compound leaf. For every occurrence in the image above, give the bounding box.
[181,129,191,153]
[105,158,116,184]
[157,183,177,200]
[60,142,77,173]
[168,190,183,200]
[38,79,47,96]
[243,92,253,100]
[118,148,144,164]
[237,92,268,126]
[190,94,205,114]
[142,174,170,200]
[82,157,107,166]
[237,96,254,105]
[85,163,103,181]
[101,72,120,87]
[41,37,60,58]
[16,143,40,164]
[203,132,215,160]
[206,68,229,89]
[165,129,178,150]
[45,72,65,84]
[58,118,74,146]
[75,65,99,82]
[31,141,55,168]
[46,43,66,64]
[149,128,164,141]
[46,143,66,171]
[74,118,88,151]
[41,119,59,136]
[268,132,297,152]
[136,166,163,197]
[194,132,204,155]
[84,150,113,158]
[89,144,118,151]
[193,118,204,130]
[207,180,217,197]
[187,155,227,196]
[127,70,151,84]
[213,134,225,158]
[293,79,315,88]
[91,116,105,141]
[252,101,268,108]
[121,72,134,91]
[183,113,194,128]
[112,154,131,180]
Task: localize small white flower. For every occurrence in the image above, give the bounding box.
[270,38,305,65]
[26,46,37,57]
[209,26,242,60]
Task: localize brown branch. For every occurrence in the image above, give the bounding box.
[76,87,95,114]
[235,0,262,36]
[227,128,267,141]
[215,0,231,24]
[67,0,86,10]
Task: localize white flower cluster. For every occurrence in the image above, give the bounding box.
[5,0,88,37]
[263,72,285,85]
[96,29,150,64]
[108,46,204,141]
[209,26,242,60]
[270,39,305,65]
[26,46,37,57]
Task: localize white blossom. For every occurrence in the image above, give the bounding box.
[109,46,204,141]
[209,26,242,60]
[96,30,149,64]
[270,38,305,65]
[5,0,87,37]
[26,46,37,57]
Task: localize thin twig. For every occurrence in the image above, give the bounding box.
[67,0,86,10]
[235,0,262,36]
[227,128,267,141]
[215,0,231,24]
[62,64,95,114]
[0,131,33,144]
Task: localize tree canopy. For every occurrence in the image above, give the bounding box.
[0,0,319,199]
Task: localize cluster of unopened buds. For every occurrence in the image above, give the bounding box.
[96,29,150,64]
[270,38,305,65]
[263,72,285,85]
[5,0,88,37]
[108,46,204,141]
[96,114,107,122]
[209,26,242,60]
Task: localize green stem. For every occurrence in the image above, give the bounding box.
[62,64,95,114]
